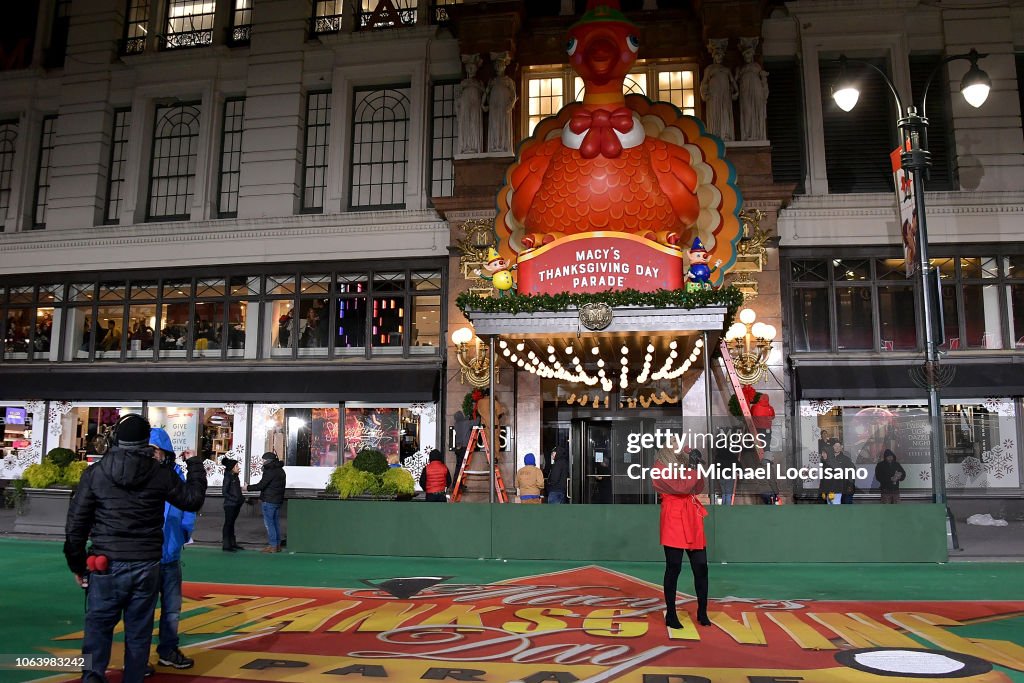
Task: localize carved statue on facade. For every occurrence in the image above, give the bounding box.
[700,38,737,142]
[737,37,769,141]
[483,51,518,154]
[457,53,484,155]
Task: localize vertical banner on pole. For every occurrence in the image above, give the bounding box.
[891,143,918,278]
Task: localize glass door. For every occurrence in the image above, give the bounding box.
[572,418,652,504]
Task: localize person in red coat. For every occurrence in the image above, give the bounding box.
[419,449,451,502]
[652,448,710,628]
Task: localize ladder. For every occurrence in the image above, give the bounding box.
[719,339,765,462]
[450,426,508,503]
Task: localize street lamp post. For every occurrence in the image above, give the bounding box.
[832,50,991,506]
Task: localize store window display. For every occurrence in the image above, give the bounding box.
[0,404,31,459]
[798,399,1020,492]
[57,405,143,461]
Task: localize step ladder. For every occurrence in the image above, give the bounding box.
[719,339,765,463]
[450,425,508,503]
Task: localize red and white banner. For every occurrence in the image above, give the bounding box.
[891,143,918,278]
[516,232,684,295]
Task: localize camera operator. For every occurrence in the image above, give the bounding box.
[64,414,208,683]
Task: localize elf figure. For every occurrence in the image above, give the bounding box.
[477,247,516,297]
[685,237,722,291]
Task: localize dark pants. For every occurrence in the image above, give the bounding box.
[663,546,709,622]
[157,560,182,659]
[223,504,242,548]
[82,559,160,683]
[841,492,855,504]
[547,491,567,504]
[262,502,281,547]
[425,492,447,502]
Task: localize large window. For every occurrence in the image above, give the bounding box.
[0,121,18,226]
[33,116,57,229]
[122,0,149,55]
[45,0,72,69]
[302,91,331,213]
[430,82,457,198]
[105,109,131,224]
[2,285,60,362]
[1,264,442,363]
[524,61,697,135]
[355,0,415,30]
[148,103,201,221]
[350,87,410,210]
[311,0,343,34]
[797,399,1020,491]
[164,0,216,49]
[787,252,1024,354]
[218,98,245,218]
[229,0,252,45]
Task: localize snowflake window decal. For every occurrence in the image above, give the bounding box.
[982,397,1014,416]
[800,400,834,417]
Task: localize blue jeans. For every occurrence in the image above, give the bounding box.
[262,502,281,547]
[157,561,183,659]
[82,559,160,683]
[547,491,567,504]
[720,477,735,505]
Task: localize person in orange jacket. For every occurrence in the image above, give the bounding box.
[652,447,710,628]
[419,449,451,502]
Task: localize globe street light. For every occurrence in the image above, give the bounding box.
[831,49,990,506]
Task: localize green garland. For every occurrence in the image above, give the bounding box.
[728,391,764,418]
[462,391,475,419]
[456,286,744,318]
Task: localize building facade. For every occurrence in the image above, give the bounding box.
[0,0,1022,511]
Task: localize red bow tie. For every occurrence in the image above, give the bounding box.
[569,106,635,159]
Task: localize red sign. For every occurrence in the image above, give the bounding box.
[517,232,684,295]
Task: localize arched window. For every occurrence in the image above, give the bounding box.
[350,87,410,210]
[148,103,202,221]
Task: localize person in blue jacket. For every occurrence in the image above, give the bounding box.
[148,428,196,671]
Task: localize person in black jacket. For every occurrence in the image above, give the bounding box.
[246,452,286,553]
[546,448,569,504]
[221,457,244,552]
[64,413,207,683]
[875,449,907,504]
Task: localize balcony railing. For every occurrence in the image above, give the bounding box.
[311,13,343,35]
[119,36,147,56]
[161,28,214,50]
[227,24,252,47]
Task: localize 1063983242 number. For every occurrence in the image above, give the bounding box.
[3,655,90,671]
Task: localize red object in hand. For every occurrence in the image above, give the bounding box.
[86,555,109,572]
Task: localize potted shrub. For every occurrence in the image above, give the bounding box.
[328,449,415,501]
[15,447,87,535]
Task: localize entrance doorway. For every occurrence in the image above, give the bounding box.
[540,418,659,504]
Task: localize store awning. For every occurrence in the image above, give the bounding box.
[0,364,441,403]
[793,357,1024,400]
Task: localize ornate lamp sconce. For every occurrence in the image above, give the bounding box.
[724,308,776,385]
[451,326,496,388]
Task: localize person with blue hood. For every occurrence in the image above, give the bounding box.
[515,453,545,504]
[148,427,196,672]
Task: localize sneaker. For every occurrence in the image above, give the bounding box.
[158,649,194,669]
[145,663,155,677]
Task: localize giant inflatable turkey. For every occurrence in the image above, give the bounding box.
[495,0,743,287]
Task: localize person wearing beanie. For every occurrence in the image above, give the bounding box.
[546,448,569,504]
[220,457,244,551]
[419,449,451,502]
[515,453,545,504]
[246,452,286,552]
[148,427,195,671]
[64,413,207,683]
